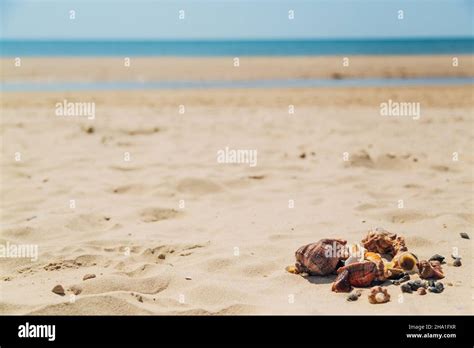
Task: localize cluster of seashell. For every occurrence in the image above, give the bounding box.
[288,227,455,304]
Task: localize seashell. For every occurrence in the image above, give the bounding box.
[364,252,385,280]
[368,286,390,304]
[361,227,407,257]
[332,261,377,292]
[429,254,445,263]
[384,262,405,279]
[393,252,418,273]
[418,260,445,279]
[453,258,462,267]
[294,239,347,276]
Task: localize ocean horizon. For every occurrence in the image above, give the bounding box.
[1,38,473,57]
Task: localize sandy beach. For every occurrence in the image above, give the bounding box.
[2,55,473,83]
[0,56,473,315]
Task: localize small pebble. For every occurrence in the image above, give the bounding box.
[83,274,96,281]
[453,258,462,267]
[137,295,143,303]
[428,282,444,294]
[391,273,410,285]
[158,254,166,260]
[447,282,453,287]
[347,293,359,301]
[429,254,445,263]
[401,283,412,293]
[185,276,192,280]
[417,287,426,295]
[52,284,65,296]
[82,126,95,134]
[460,232,470,239]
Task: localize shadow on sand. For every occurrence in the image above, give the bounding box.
[303,274,337,285]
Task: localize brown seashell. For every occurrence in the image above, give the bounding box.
[294,239,347,276]
[332,261,377,292]
[364,252,386,281]
[361,227,407,257]
[368,286,390,304]
[418,260,445,279]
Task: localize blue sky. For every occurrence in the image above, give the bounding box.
[1,0,473,40]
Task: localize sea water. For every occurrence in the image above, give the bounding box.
[1,39,473,57]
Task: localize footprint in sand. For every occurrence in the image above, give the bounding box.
[139,208,180,223]
[386,210,432,224]
[1,226,37,239]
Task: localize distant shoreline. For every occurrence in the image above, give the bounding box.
[1,38,473,57]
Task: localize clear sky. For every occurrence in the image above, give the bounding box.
[1,0,473,40]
